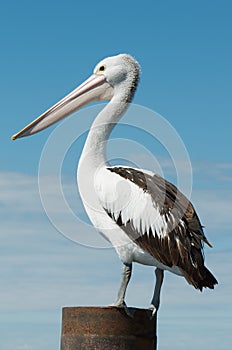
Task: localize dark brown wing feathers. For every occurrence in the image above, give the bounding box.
[107,167,218,290]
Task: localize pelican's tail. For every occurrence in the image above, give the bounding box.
[197,266,218,291]
[181,265,218,291]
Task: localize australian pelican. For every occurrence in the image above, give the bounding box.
[12,54,217,315]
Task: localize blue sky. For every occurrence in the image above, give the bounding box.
[1,0,232,349]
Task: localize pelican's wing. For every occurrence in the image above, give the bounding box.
[97,166,216,290]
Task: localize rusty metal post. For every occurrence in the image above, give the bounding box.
[61,306,157,350]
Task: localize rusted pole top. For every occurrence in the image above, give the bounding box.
[61,306,157,350]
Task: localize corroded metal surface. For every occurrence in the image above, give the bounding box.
[61,306,156,350]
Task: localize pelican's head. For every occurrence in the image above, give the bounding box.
[11,53,140,140]
[94,54,140,99]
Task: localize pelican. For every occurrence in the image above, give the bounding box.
[12,54,217,315]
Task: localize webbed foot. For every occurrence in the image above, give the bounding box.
[109,301,135,318]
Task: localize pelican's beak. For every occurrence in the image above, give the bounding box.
[11,74,113,140]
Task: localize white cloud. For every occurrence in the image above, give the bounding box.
[17,345,33,350]
[193,160,232,183]
[192,189,232,230]
[0,172,41,213]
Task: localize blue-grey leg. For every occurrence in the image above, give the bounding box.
[149,268,164,317]
[113,262,132,307]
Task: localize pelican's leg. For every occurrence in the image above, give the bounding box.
[113,262,132,308]
[149,268,164,317]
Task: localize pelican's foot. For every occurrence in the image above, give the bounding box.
[109,301,135,318]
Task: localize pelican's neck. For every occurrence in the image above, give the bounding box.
[79,97,129,170]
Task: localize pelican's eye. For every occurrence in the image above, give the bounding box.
[98,65,106,72]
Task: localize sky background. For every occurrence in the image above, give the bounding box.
[1,0,232,349]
